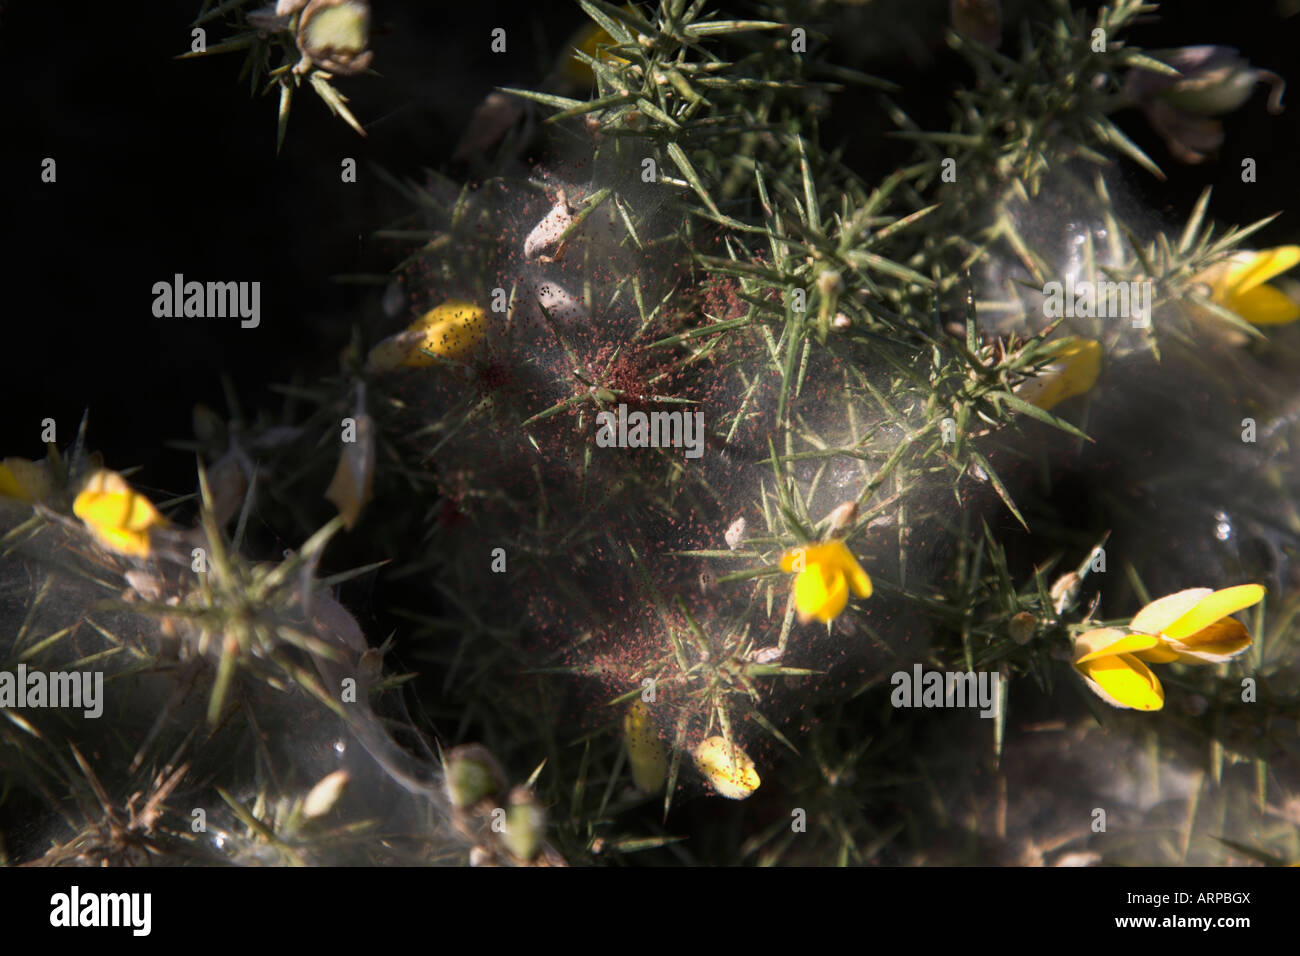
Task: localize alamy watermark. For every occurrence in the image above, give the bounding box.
[1042,277,1152,326]
[890,664,1000,718]
[0,664,103,718]
[50,886,151,936]
[595,403,705,459]
[152,273,260,328]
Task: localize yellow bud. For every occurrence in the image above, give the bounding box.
[367,300,487,369]
[324,413,375,530]
[622,700,667,793]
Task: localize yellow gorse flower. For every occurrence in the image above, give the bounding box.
[779,538,872,623]
[1015,337,1103,412]
[366,300,487,370]
[1198,246,1300,326]
[1073,627,1166,711]
[72,469,169,558]
[1128,584,1264,664]
[692,736,760,800]
[1073,583,1263,712]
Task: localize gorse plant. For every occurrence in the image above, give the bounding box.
[3,0,1298,867]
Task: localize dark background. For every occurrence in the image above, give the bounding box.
[2,0,1296,497]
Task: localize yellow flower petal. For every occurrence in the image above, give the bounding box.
[1076,653,1165,711]
[798,540,843,566]
[402,300,487,365]
[825,539,872,598]
[1165,617,1253,663]
[1016,337,1103,412]
[324,414,375,530]
[73,470,168,558]
[782,539,871,622]
[0,458,51,502]
[692,736,760,799]
[623,700,667,794]
[1226,282,1300,325]
[794,561,849,623]
[1130,588,1212,636]
[1073,629,1162,664]
[1131,643,1181,664]
[1161,584,1264,641]
[560,14,631,86]
[365,329,424,372]
[1220,246,1300,297]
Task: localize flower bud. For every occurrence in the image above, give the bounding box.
[724,516,747,550]
[444,744,505,809]
[824,501,858,537]
[297,0,373,75]
[302,770,349,819]
[1126,46,1283,117]
[1008,611,1037,645]
[623,700,668,793]
[1050,572,1081,616]
[366,300,488,371]
[815,269,843,298]
[502,787,546,862]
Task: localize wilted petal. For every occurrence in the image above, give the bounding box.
[1143,99,1224,164]
[452,91,526,164]
[524,201,576,260]
[692,736,760,799]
